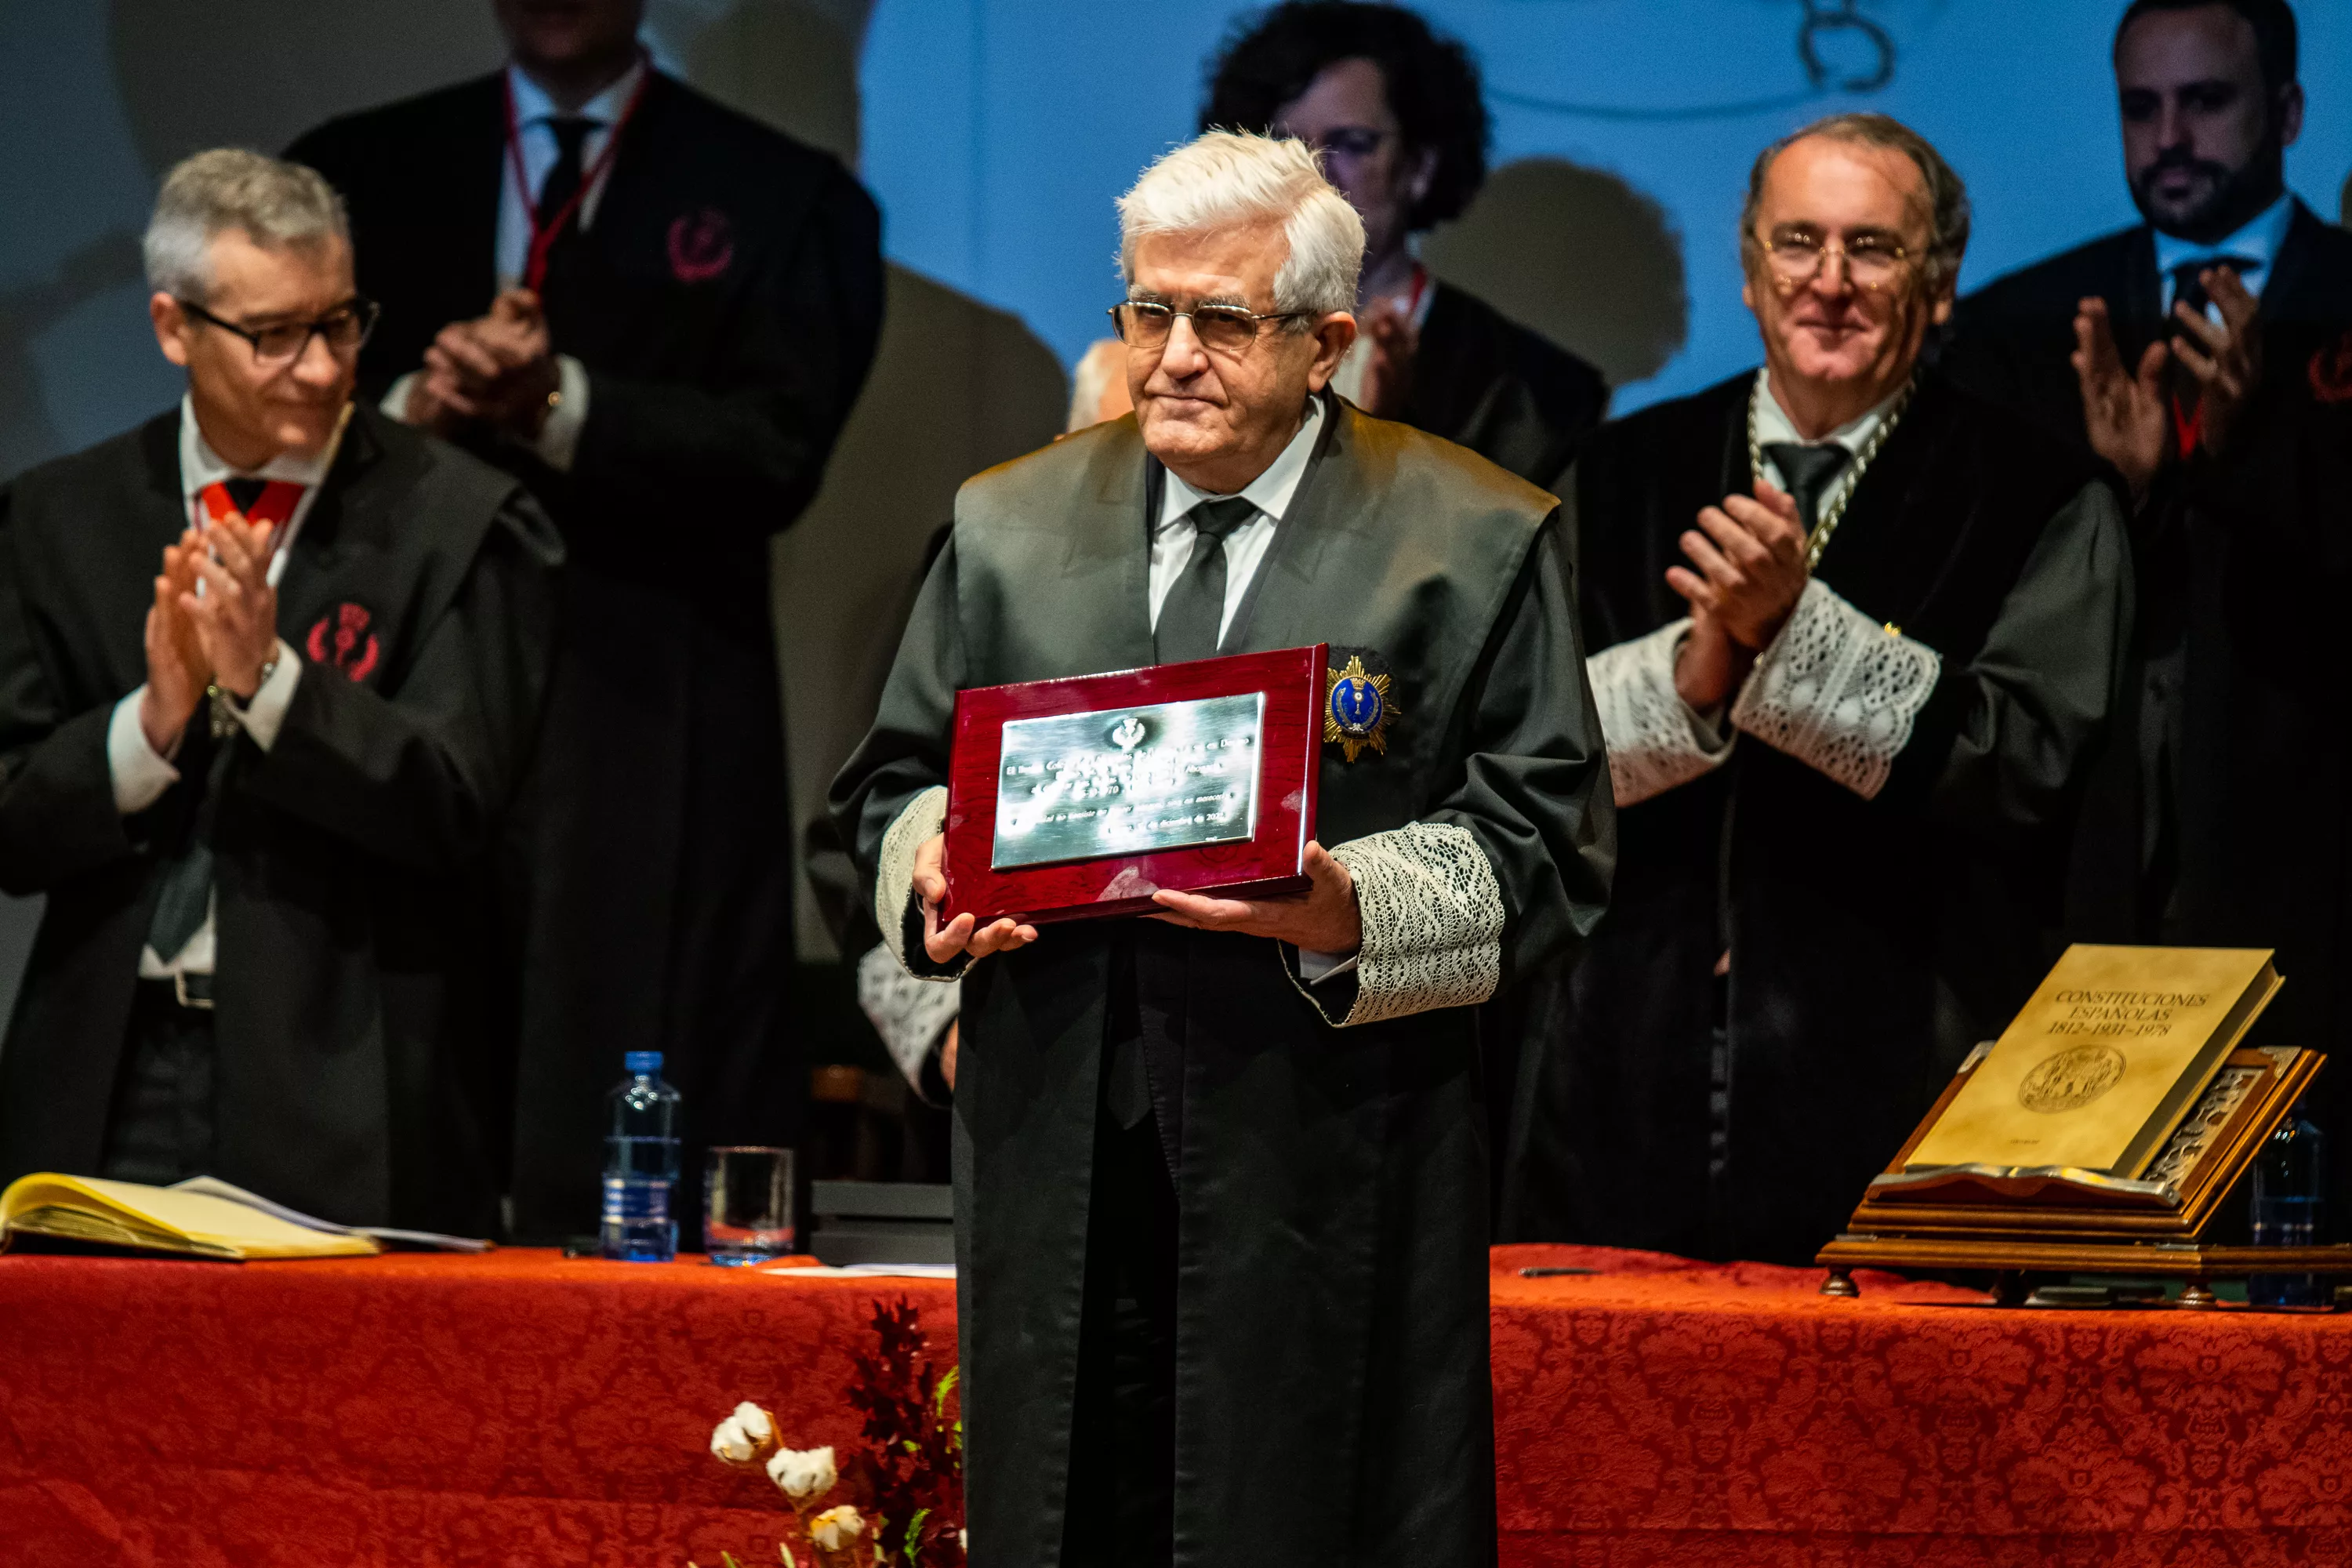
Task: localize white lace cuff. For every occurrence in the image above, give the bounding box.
[1588,619,1736,807]
[875,786,949,973]
[857,943,958,1094]
[1303,823,1504,1027]
[1730,577,1942,799]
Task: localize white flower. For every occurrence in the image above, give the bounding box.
[808,1505,864,1552]
[710,1401,779,1465]
[766,1443,839,1501]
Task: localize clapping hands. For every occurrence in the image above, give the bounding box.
[2071,267,2265,502]
[137,512,281,755]
[405,288,561,441]
[1664,479,1809,713]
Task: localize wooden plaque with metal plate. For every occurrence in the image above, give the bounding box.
[939,644,1325,927]
[1817,946,2352,1306]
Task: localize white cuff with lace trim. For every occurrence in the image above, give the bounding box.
[1298,822,1504,1027]
[875,786,949,974]
[1730,577,1941,799]
[857,943,959,1094]
[1588,619,1735,807]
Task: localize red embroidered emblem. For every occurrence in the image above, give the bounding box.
[2310,331,2352,405]
[666,208,735,284]
[306,601,381,682]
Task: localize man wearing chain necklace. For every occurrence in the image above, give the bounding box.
[1500,114,2134,1265]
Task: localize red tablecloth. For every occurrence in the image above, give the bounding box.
[8,1244,2352,1566]
[1494,1243,2352,1566]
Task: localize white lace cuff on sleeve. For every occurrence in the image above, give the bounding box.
[875,786,949,974]
[1588,619,1735,807]
[858,942,959,1093]
[1730,576,1942,799]
[1299,822,1505,1027]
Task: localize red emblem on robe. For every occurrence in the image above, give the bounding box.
[306,601,380,681]
[2310,331,2352,405]
[666,208,735,285]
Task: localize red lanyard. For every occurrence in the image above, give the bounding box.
[503,60,648,292]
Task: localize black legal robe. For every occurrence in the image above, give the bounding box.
[1401,280,1609,486]
[1943,201,2352,1214]
[0,406,561,1232]
[831,398,1613,1567]
[1510,370,2130,1266]
[290,72,885,1238]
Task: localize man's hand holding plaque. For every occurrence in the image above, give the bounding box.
[1150,840,1359,954]
[913,832,1038,964]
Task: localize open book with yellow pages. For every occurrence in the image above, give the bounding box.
[2,1174,384,1259]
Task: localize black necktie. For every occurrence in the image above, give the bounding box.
[145,726,230,964]
[2169,255,2258,324]
[535,115,597,279]
[1153,496,1258,665]
[1762,441,1853,534]
[220,477,267,517]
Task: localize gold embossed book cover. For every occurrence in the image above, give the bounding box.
[1902,946,2281,1177]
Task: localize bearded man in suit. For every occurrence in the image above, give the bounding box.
[0,151,560,1231]
[289,0,884,1241]
[833,132,1610,1568]
[1942,0,2352,1217]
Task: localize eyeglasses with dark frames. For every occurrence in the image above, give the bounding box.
[176,296,381,365]
[1109,300,1309,357]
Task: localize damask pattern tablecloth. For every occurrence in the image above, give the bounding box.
[1492,1244,2352,1566]
[6,1245,2352,1566]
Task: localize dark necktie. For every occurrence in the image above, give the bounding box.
[1152,496,1258,665]
[1761,441,1853,534]
[2165,256,2256,455]
[2169,255,2258,324]
[220,477,267,516]
[145,726,230,964]
[535,115,597,278]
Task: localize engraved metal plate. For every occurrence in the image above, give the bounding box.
[992,692,1263,870]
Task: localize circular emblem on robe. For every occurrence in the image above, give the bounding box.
[666,207,736,285]
[2017,1044,2127,1114]
[1328,673,1384,737]
[2310,330,2352,405]
[1321,652,1398,762]
[305,601,380,682]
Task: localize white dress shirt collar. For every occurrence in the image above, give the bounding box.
[1156,393,1325,531]
[505,56,646,145]
[1752,367,1904,458]
[177,395,347,587]
[2154,191,2295,311]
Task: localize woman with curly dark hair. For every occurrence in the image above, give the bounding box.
[1203,1,1608,483]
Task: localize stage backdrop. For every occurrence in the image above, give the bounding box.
[0,0,2347,1021]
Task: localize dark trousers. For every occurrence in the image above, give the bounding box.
[1060,1102,1179,1566]
[99,982,216,1185]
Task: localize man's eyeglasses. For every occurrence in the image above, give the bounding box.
[1757,227,1915,293]
[177,296,381,365]
[1109,300,1307,356]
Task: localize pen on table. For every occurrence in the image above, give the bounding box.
[1518,1265,1599,1278]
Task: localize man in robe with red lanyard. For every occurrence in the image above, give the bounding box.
[1504,115,2135,1265]
[0,151,561,1231]
[289,0,884,1241]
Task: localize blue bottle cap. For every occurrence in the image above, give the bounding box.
[624,1051,663,1075]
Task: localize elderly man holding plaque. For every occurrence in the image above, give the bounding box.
[832,131,1610,1567]
[1504,114,2135,1266]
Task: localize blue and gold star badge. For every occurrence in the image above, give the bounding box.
[1323,653,1398,762]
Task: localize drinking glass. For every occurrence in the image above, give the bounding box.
[704,1145,795,1265]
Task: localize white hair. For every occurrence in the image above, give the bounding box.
[1116,130,1364,322]
[143,148,349,303]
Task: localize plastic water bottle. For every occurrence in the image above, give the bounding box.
[601,1051,681,1262]
[2249,1104,2327,1308]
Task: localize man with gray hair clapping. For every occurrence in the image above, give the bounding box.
[1510,114,2132,1267]
[0,150,561,1235]
[833,130,1611,1566]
